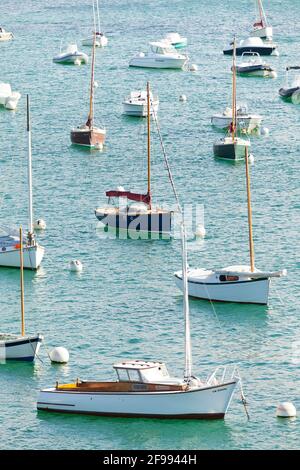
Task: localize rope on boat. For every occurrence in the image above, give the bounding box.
[239,375,250,420]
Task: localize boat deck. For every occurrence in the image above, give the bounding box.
[56,380,187,393]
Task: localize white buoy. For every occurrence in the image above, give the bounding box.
[269,71,277,79]
[50,347,69,364]
[93,80,99,88]
[276,402,297,418]
[249,153,255,164]
[179,94,187,102]
[69,260,83,272]
[195,224,206,238]
[189,63,198,72]
[34,219,46,230]
[261,127,270,136]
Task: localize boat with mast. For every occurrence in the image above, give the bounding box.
[175,147,286,304]
[0,226,43,361]
[214,38,250,161]
[251,0,273,40]
[95,82,172,236]
[37,181,241,418]
[0,96,44,269]
[71,33,106,148]
[82,0,108,47]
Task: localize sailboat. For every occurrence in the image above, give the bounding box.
[214,38,250,161]
[251,0,273,41]
[95,82,172,236]
[82,0,108,48]
[0,227,43,361]
[37,204,241,418]
[71,32,106,148]
[175,147,286,305]
[0,96,45,269]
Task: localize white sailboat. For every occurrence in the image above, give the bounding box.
[37,201,241,419]
[175,147,286,305]
[0,95,44,270]
[0,26,13,42]
[0,227,43,362]
[251,0,273,40]
[82,0,108,47]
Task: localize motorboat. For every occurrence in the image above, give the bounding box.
[223,37,278,56]
[82,0,108,47]
[0,226,43,362]
[95,83,172,237]
[0,82,21,110]
[123,90,159,117]
[129,42,188,69]
[279,66,300,102]
[251,0,273,40]
[53,44,88,65]
[236,52,276,78]
[211,104,263,133]
[160,32,187,49]
[214,38,251,161]
[0,96,44,270]
[0,27,13,41]
[71,33,106,148]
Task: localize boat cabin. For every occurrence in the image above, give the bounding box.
[114,360,173,384]
[149,42,175,55]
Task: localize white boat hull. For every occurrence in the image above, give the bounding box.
[211,115,262,132]
[37,380,238,419]
[82,35,108,47]
[251,26,273,40]
[53,52,88,65]
[0,32,13,42]
[175,273,270,304]
[0,245,44,269]
[0,334,43,361]
[123,101,159,117]
[129,56,186,69]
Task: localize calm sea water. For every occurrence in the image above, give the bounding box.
[0,0,299,450]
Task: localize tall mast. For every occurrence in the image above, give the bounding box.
[147,82,152,209]
[19,226,25,337]
[27,95,33,238]
[86,32,96,128]
[92,0,96,33]
[245,147,255,272]
[181,221,192,381]
[231,37,237,142]
[96,0,101,33]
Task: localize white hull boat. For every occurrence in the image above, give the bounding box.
[53,44,88,65]
[0,334,43,361]
[211,105,262,132]
[129,42,187,69]
[251,1,273,40]
[0,82,21,110]
[0,28,13,41]
[252,25,273,40]
[160,32,187,49]
[123,90,159,117]
[82,34,108,47]
[0,243,44,269]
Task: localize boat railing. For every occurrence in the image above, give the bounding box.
[206,364,241,386]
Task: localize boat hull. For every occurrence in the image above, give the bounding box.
[82,35,108,47]
[211,115,262,132]
[237,66,274,77]
[123,101,159,117]
[175,273,270,304]
[37,381,238,419]
[53,52,88,65]
[71,127,106,148]
[213,140,250,161]
[251,26,273,40]
[279,86,300,100]
[129,57,186,69]
[95,209,172,235]
[224,46,276,56]
[0,244,44,269]
[0,334,43,361]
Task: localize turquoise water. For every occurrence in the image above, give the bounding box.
[0,0,299,450]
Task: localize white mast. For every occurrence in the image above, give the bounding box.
[92,0,97,33]
[181,221,192,381]
[96,0,101,33]
[26,95,34,239]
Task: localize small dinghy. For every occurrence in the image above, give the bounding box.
[211,104,263,133]
[0,227,43,362]
[129,42,188,69]
[279,66,300,102]
[123,89,159,117]
[0,82,21,110]
[224,37,278,56]
[0,26,13,42]
[236,52,276,77]
[160,32,187,49]
[82,0,108,47]
[53,44,88,65]
[251,0,273,40]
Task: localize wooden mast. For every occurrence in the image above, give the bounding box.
[231,37,237,142]
[19,226,25,337]
[86,31,96,128]
[245,147,255,272]
[27,95,34,241]
[147,81,152,209]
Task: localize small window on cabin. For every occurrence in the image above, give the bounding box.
[219,275,226,282]
[226,275,239,281]
[117,369,130,381]
[127,370,140,382]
